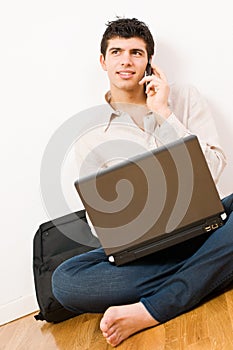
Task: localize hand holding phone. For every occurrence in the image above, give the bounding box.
[142,64,172,121]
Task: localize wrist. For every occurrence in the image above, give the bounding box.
[153,107,172,125]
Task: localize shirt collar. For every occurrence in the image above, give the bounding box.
[105,91,121,114]
[103,90,157,133]
[104,91,123,131]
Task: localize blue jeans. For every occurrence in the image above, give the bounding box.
[52,194,233,323]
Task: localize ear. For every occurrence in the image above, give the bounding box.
[100,54,107,71]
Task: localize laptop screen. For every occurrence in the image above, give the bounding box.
[74,135,224,256]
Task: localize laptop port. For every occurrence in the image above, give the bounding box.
[211,223,219,230]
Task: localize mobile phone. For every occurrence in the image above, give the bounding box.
[145,61,152,77]
[144,61,152,91]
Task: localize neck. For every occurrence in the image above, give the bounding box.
[110,86,147,106]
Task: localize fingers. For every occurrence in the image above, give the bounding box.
[152,65,168,82]
[145,79,160,95]
[139,75,161,87]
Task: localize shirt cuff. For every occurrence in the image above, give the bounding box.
[155,113,191,144]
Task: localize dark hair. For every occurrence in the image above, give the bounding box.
[100,17,155,59]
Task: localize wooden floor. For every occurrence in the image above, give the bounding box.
[1,288,233,350]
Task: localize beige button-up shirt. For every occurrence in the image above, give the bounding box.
[75,84,226,184]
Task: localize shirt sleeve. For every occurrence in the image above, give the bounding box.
[74,136,104,179]
[74,137,99,237]
[156,84,227,184]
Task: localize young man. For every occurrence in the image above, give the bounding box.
[52,18,233,347]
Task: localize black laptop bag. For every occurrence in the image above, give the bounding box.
[33,209,100,323]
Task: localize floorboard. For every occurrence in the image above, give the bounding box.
[1,288,233,350]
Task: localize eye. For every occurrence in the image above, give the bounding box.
[132,50,143,56]
[111,49,120,55]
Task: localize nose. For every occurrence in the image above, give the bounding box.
[121,52,132,66]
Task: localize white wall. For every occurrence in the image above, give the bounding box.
[0,0,232,325]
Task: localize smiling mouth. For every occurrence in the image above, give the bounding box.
[117,71,135,79]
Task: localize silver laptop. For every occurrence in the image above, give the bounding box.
[74,135,226,265]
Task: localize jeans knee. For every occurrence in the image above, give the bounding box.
[51,267,78,313]
[51,266,66,305]
[51,261,96,313]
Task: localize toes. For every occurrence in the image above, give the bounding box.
[102,325,115,339]
[100,307,116,332]
[100,315,110,332]
[106,332,123,347]
[100,320,108,333]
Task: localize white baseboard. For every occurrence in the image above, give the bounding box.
[0,294,39,326]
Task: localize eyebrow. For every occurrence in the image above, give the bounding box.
[108,47,146,54]
[108,47,121,52]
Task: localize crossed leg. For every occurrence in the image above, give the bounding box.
[52,194,233,348]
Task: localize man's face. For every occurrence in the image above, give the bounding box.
[100,37,149,93]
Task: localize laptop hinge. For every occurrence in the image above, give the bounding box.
[108,213,227,266]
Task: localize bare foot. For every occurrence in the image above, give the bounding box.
[99,302,159,347]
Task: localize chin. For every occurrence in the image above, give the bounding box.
[119,82,137,91]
